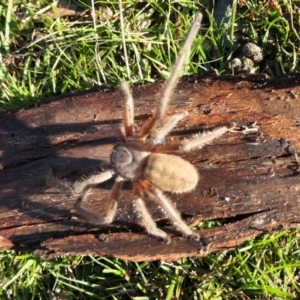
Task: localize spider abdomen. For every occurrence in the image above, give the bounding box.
[143,153,198,193]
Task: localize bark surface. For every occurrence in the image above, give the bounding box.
[1,73,300,261]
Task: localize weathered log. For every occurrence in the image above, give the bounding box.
[1,73,300,261]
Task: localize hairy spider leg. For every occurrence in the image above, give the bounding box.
[46,167,113,194]
[119,82,134,137]
[150,111,188,145]
[47,168,120,224]
[148,184,200,241]
[154,13,203,122]
[133,180,200,243]
[151,125,230,153]
[133,182,171,243]
[118,87,188,145]
[137,13,203,140]
[74,177,123,225]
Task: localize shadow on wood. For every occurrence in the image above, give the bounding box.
[1,73,300,261]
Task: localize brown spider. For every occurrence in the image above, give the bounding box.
[46,13,242,244]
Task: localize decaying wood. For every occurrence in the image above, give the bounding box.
[1,73,300,261]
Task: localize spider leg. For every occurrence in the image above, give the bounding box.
[74,177,123,225]
[120,82,134,137]
[152,125,230,153]
[132,182,170,243]
[134,197,171,244]
[46,167,119,224]
[46,167,113,194]
[137,13,203,139]
[150,111,188,145]
[150,185,200,241]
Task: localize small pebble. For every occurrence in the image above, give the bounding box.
[242,43,263,62]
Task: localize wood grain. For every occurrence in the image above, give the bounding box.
[1,73,300,261]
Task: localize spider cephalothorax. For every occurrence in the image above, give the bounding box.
[46,13,241,244]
